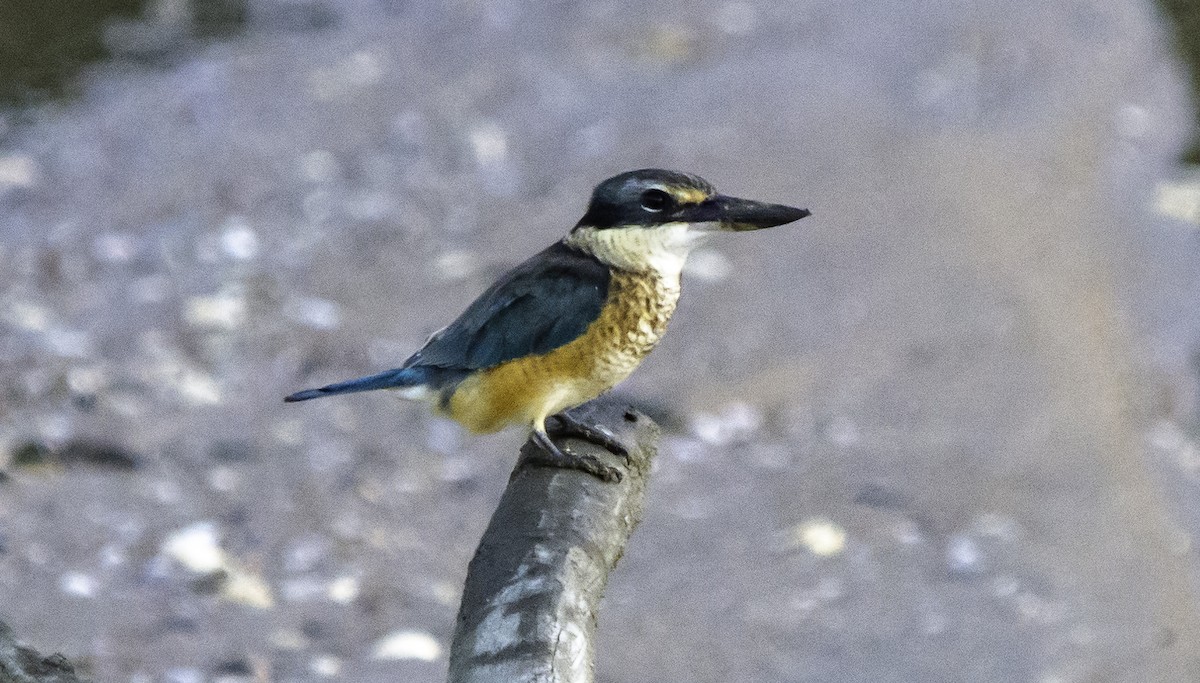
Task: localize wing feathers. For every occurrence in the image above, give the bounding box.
[410,241,609,372]
[287,241,608,402]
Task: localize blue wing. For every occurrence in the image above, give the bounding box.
[285,241,609,402]
[409,240,610,371]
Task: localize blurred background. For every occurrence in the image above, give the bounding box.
[3,0,1200,681]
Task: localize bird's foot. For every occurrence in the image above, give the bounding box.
[548,411,630,458]
[529,429,623,483]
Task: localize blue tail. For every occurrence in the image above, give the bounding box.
[284,366,428,402]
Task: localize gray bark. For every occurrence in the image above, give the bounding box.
[448,400,660,683]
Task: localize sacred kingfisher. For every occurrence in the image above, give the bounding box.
[286,169,809,481]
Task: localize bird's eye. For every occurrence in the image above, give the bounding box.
[639,189,671,213]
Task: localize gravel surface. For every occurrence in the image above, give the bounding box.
[3,1,1200,681]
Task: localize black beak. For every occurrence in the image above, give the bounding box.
[684,194,811,231]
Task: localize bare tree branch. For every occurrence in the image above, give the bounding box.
[448,400,660,683]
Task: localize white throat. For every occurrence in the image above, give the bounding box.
[566,222,712,281]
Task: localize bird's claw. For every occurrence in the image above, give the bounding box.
[529,427,624,482]
[523,445,623,483]
[547,411,630,458]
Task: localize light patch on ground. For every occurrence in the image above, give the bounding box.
[372,630,442,661]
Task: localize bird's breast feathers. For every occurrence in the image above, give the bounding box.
[443,268,681,433]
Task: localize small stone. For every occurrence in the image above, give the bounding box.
[220,218,260,260]
[152,478,183,504]
[690,402,763,445]
[269,628,307,650]
[93,232,139,262]
[301,150,340,183]
[973,512,1019,542]
[101,544,125,567]
[222,567,275,609]
[1116,104,1150,140]
[162,522,225,574]
[1155,175,1200,226]
[165,667,203,683]
[1147,419,1185,451]
[310,655,342,677]
[825,416,860,447]
[281,576,325,603]
[0,154,38,188]
[66,366,107,395]
[434,250,479,281]
[371,630,442,662]
[179,370,223,405]
[284,535,330,573]
[272,419,304,446]
[663,436,707,463]
[60,571,98,598]
[468,122,508,166]
[46,328,94,358]
[427,417,464,457]
[789,519,847,557]
[284,297,341,329]
[5,301,50,331]
[186,293,246,330]
[328,575,360,604]
[208,466,240,492]
[945,534,983,576]
[430,580,459,606]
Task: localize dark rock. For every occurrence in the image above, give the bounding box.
[208,440,258,463]
[853,483,910,510]
[211,658,252,676]
[11,441,51,467]
[10,439,139,471]
[58,440,139,470]
[0,619,91,683]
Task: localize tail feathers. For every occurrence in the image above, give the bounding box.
[284,366,428,402]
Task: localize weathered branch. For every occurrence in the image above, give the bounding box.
[448,400,660,683]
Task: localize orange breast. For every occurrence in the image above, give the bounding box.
[443,270,680,433]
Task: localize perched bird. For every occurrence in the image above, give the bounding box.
[286,169,809,481]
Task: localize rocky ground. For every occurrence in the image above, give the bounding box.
[3,0,1200,681]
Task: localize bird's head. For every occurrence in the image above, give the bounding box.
[575,169,809,233]
[567,169,809,274]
